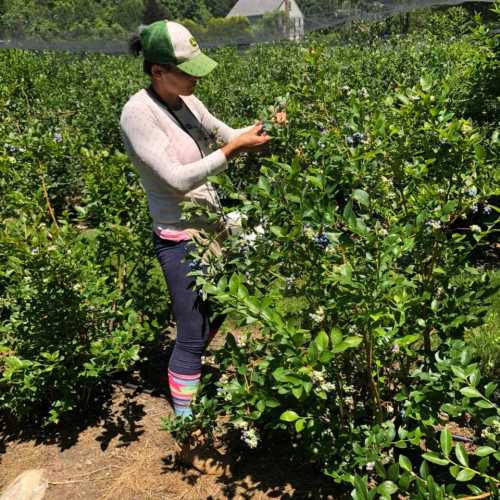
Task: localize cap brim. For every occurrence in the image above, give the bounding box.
[177,52,218,77]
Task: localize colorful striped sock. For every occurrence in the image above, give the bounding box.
[168,369,201,418]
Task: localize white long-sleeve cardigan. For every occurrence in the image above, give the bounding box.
[120,88,252,235]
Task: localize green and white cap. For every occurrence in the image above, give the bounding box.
[139,20,217,77]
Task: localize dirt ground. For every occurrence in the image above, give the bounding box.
[0,335,345,500]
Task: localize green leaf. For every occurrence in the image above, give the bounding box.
[280,410,300,422]
[460,387,482,399]
[440,403,460,416]
[353,475,370,500]
[460,348,473,365]
[399,472,412,490]
[295,418,306,432]
[270,225,287,238]
[273,367,288,382]
[306,175,323,189]
[343,200,356,228]
[469,369,480,387]
[330,327,343,345]
[375,462,386,479]
[396,93,410,106]
[257,176,271,194]
[399,455,412,472]
[353,189,369,207]
[440,428,452,457]
[475,446,496,457]
[420,76,433,91]
[387,463,399,482]
[315,330,329,352]
[455,443,468,467]
[474,400,495,409]
[377,481,398,496]
[419,460,429,479]
[319,351,334,363]
[484,382,497,399]
[477,456,490,473]
[449,464,460,479]
[456,468,476,482]
[451,366,467,380]
[395,334,420,347]
[237,284,248,299]
[265,399,280,408]
[228,273,241,293]
[422,452,449,466]
[467,485,484,496]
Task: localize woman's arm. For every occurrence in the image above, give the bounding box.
[120,104,229,194]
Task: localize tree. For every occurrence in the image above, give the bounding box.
[160,0,211,23]
[143,0,168,24]
[114,0,144,31]
[204,0,237,18]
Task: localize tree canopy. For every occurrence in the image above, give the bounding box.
[0,1,439,40]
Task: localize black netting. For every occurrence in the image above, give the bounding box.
[0,0,495,53]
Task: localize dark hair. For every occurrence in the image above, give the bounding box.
[129,33,142,57]
[128,31,174,76]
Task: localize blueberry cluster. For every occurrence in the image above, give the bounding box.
[345,132,366,147]
[425,219,442,230]
[315,122,327,133]
[439,138,451,149]
[188,259,204,272]
[313,233,330,249]
[472,204,492,215]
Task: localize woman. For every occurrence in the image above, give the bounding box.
[120,20,272,474]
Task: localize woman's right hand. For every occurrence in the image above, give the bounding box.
[222,123,272,159]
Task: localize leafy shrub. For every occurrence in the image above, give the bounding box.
[0,49,169,425]
[168,7,500,498]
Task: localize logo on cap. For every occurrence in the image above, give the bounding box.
[189,37,198,48]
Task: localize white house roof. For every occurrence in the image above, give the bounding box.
[227,0,301,18]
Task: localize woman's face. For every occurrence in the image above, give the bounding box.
[152,64,199,96]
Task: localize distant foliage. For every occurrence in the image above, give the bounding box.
[0,0,492,41]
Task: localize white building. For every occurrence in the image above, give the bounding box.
[227,0,305,41]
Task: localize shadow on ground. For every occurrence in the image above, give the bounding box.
[0,338,174,453]
[160,426,348,499]
[1,334,348,499]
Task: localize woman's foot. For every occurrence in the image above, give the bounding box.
[173,430,233,476]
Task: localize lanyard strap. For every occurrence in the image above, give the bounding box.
[146,85,204,159]
[145,85,228,227]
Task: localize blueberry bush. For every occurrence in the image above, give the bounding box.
[173,5,499,498]
[0,51,170,424]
